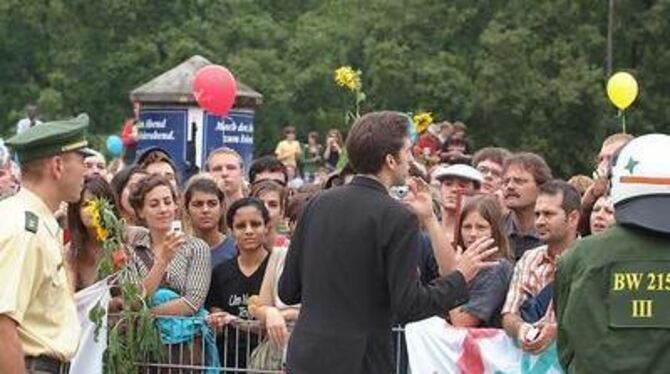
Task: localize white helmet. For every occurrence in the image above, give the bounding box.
[610,133,670,233]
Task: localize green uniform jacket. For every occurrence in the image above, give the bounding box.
[556,224,670,373]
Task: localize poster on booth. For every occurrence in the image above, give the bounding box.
[203,110,254,171]
[137,109,189,177]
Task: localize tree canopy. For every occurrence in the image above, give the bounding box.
[1,0,668,177]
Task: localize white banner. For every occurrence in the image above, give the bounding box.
[405,317,563,374]
[69,279,111,374]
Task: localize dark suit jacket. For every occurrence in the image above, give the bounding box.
[279,176,469,374]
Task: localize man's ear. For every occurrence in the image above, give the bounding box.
[386,154,397,169]
[568,210,581,229]
[49,156,64,180]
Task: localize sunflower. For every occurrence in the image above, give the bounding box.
[413,112,434,134]
[83,199,108,241]
[96,226,109,241]
[334,66,362,91]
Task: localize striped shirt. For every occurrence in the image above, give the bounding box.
[501,245,557,324]
[130,231,211,312]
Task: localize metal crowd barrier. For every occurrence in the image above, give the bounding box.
[114,315,408,373]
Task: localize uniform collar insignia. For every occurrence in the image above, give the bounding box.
[25,211,39,233]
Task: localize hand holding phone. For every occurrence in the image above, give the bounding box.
[524,325,541,342]
[156,223,185,265]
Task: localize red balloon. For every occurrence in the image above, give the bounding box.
[192,65,237,116]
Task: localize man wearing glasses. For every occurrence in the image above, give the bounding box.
[473,147,512,195]
[502,153,553,260]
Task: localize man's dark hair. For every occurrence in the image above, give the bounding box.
[539,179,582,215]
[504,152,553,186]
[473,147,512,167]
[248,156,288,184]
[184,177,224,207]
[345,111,408,174]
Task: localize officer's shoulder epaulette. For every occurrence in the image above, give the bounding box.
[25,211,39,233]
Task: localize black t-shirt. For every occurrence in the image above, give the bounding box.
[206,255,269,369]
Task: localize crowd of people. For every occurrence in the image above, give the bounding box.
[0,106,639,374]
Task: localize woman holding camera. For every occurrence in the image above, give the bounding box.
[127,173,211,316]
[323,128,343,171]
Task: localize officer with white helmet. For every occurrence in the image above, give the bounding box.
[556,134,670,373]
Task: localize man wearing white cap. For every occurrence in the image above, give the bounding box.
[556,134,670,372]
[432,164,483,243]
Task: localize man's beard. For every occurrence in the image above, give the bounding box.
[390,168,407,187]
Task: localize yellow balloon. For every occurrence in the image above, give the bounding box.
[607,72,639,110]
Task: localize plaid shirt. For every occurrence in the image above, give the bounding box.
[502,245,557,324]
[130,231,211,312]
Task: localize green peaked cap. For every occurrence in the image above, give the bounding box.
[6,113,95,163]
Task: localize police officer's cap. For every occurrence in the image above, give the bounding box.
[611,133,670,234]
[6,113,95,163]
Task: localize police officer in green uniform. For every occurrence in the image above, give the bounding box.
[0,114,94,374]
[556,134,670,373]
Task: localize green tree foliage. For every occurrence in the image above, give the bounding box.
[0,0,667,176]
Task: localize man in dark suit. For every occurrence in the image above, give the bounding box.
[279,111,497,374]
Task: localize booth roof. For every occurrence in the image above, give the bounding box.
[129,55,263,107]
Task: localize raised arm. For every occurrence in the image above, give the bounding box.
[140,237,179,296]
[423,215,458,275]
[385,208,469,323]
